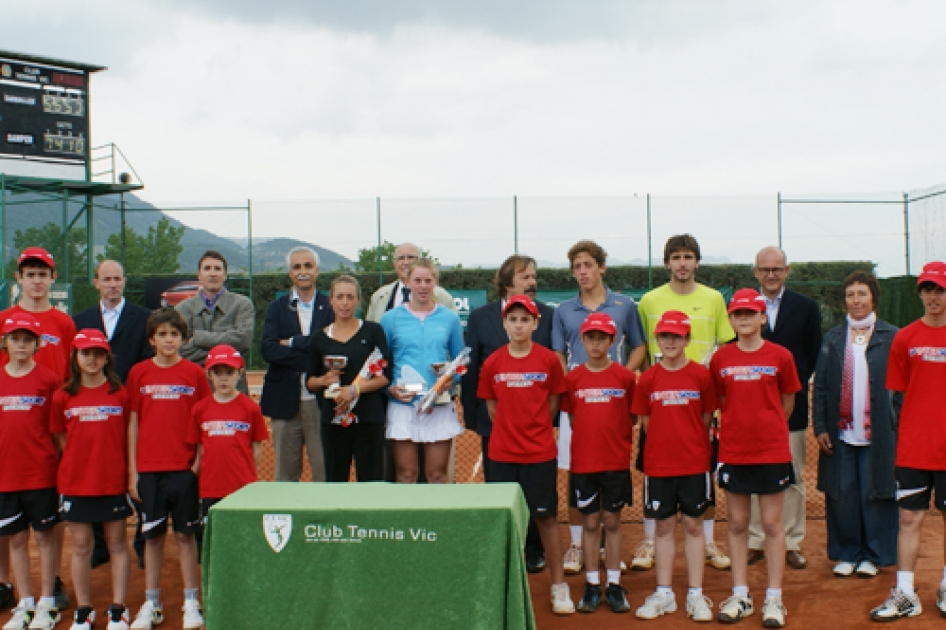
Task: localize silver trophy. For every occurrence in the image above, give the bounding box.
[323,355,348,399]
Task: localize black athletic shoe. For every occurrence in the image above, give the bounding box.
[0,582,14,610]
[577,583,603,613]
[74,605,95,626]
[54,575,70,611]
[525,554,546,574]
[606,583,631,614]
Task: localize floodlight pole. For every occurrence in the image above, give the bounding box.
[513,195,519,255]
[646,194,653,289]
[777,192,783,249]
[376,197,383,286]
[903,192,911,276]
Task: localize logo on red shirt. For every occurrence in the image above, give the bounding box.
[495,373,548,388]
[201,420,251,436]
[909,347,946,363]
[576,388,626,403]
[719,366,777,381]
[64,406,122,422]
[0,395,45,411]
[140,384,196,400]
[650,390,700,406]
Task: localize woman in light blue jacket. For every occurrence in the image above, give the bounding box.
[381,258,465,483]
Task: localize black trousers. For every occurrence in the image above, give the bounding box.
[482,435,544,557]
[322,423,386,482]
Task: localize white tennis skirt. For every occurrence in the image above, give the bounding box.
[386,400,463,443]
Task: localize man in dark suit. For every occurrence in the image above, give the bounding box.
[260,247,334,482]
[747,246,823,569]
[461,255,554,573]
[73,259,153,568]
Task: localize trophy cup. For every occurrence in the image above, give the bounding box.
[430,362,452,405]
[323,355,348,399]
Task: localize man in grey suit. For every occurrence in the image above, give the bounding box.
[176,250,255,393]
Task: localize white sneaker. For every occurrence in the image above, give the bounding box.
[686,592,714,622]
[563,545,583,575]
[856,560,878,578]
[870,587,922,621]
[717,593,754,623]
[636,590,677,620]
[762,597,786,627]
[106,605,131,630]
[181,601,203,630]
[833,561,856,577]
[69,608,95,630]
[4,605,34,630]
[130,602,164,629]
[27,600,59,630]
[938,584,946,617]
[551,583,575,615]
[631,539,655,571]
[705,541,731,570]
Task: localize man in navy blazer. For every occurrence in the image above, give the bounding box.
[461,255,554,573]
[260,247,334,482]
[747,246,823,570]
[73,260,153,382]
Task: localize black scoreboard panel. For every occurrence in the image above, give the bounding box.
[0,57,89,163]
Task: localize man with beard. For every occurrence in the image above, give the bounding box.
[462,255,554,572]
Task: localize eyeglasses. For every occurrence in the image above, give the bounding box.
[755,267,786,276]
[394,255,419,262]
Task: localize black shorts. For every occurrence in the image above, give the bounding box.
[896,467,946,511]
[639,425,717,509]
[717,463,794,496]
[0,488,59,536]
[137,471,201,538]
[200,498,222,522]
[491,459,558,518]
[644,473,712,519]
[572,470,632,515]
[60,494,134,523]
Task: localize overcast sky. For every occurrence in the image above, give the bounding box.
[3,1,946,274]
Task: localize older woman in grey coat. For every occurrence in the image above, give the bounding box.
[813,271,901,578]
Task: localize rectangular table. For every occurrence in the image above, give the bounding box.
[203,482,536,629]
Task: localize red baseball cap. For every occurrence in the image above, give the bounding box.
[655,310,691,336]
[917,261,946,290]
[17,247,56,270]
[502,294,539,318]
[581,312,617,336]
[73,329,111,352]
[728,288,767,313]
[1,313,41,336]
[206,344,245,370]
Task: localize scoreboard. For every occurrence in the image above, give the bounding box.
[0,54,91,167]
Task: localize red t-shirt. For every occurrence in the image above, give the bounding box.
[887,320,946,470]
[187,393,268,499]
[710,341,800,465]
[0,364,60,492]
[561,363,636,474]
[127,358,211,473]
[478,344,566,464]
[0,305,75,383]
[631,361,718,477]
[51,384,129,496]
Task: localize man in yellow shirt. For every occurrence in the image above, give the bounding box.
[632,234,735,573]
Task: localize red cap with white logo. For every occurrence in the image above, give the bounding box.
[1,313,41,336]
[17,247,56,270]
[206,344,245,370]
[917,261,946,290]
[728,288,767,314]
[580,312,617,337]
[73,329,111,352]
[655,310,691,336]
[502,294,540,318]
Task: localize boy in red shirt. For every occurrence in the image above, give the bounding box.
[477,295,573,616]
[871,261,946,622]
[630,310,718,622]
[561,313,636,614]
[126,308,211,630]
[709,289,800,628]
[0,313,62,630]
[187,345,268,522]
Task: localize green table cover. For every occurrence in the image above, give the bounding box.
[203,482,536,629]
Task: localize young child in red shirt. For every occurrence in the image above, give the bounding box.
[630,310,718,622]
[126,308,211,630]
[710,289,800,628]
[477,295,574,616]
[187,345,268,522]
[51,329,133,629]
[0,313,62,630]
[561,313,636,615]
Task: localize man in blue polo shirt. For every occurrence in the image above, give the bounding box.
[552,239,646,575]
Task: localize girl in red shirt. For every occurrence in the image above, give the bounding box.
[51,329,133,630]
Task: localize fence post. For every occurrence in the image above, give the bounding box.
[376,197,383,286]
[513,195,518,255]
[777,192,783,249]
[646,194,652,289]
[903,192,910,277]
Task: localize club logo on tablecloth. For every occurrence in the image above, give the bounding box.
[263,514,292,553]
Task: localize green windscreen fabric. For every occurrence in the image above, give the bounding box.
[203,482,535,629]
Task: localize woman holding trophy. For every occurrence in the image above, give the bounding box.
[307,275,393,482]
[380,258,466,484]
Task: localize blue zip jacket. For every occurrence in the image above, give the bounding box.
[380,304,465,406]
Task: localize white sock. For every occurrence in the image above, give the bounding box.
[19,597,35,610]
[570,525,583,547]
[688,587,702,597]
[765,588,782,600]
[39,596,56,610]
[733,585,749,598]
[607,569,621,585]
[703,519,714,543]
[643,518,656,541]
[586,571,600,585]
[897,571,915,595]
[657,585,673,596]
